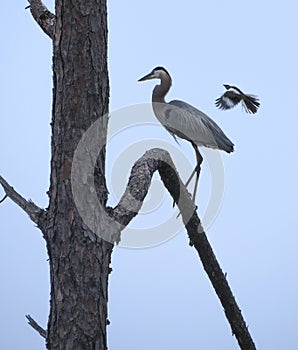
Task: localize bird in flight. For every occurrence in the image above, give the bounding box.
[138,66,234,202]
[215,84,260,114]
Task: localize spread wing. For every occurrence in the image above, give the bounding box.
[215,90,242,110]
[156,100,234,153]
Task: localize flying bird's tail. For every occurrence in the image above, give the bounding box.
[241,94,260,114]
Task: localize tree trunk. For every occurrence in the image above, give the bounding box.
[45,1,112,348]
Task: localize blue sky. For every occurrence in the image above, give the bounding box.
[1,1,298,349]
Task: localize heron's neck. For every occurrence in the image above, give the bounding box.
[152,74,172,103]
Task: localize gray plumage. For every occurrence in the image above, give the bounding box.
[138,66,234,201]
[163,100,234,153]
[139,66,234,153]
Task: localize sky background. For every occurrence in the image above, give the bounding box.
[1,1,298,349]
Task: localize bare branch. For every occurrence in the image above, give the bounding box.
[0,175,45,228]
[25,314,47,339]
[26,0,56,39]
[112,148,256,350]
[112,148,197,228]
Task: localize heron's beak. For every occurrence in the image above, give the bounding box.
[138,72,155,82]
[223,84,230,90]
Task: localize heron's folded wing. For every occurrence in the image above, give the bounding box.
[168,100,234,152]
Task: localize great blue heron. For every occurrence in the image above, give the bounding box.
[138,66,234,201]
[215,84,260,114]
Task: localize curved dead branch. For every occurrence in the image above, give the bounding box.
[112,148,196,228]
[112,148,256,350]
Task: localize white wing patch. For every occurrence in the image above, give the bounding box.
[222,96,235,108]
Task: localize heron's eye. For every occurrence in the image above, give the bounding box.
[155,70,162,77]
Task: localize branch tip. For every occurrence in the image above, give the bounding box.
[0,175,45,228]
[25,314,47,339]
[0,194,8,204]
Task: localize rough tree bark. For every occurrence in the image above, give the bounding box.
[45,0,112,348]
[0,1,257,349]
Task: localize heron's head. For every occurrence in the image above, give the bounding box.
[138,66,170,82]
[223,84,231,90]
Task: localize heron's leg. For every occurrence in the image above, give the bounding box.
[184,150,203,189]
[184,167,196,188]
[174,166,196,209]
[187,163,201,201]
[191,144,203,202]
[193,171,200,200]
[175,145,203,215]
